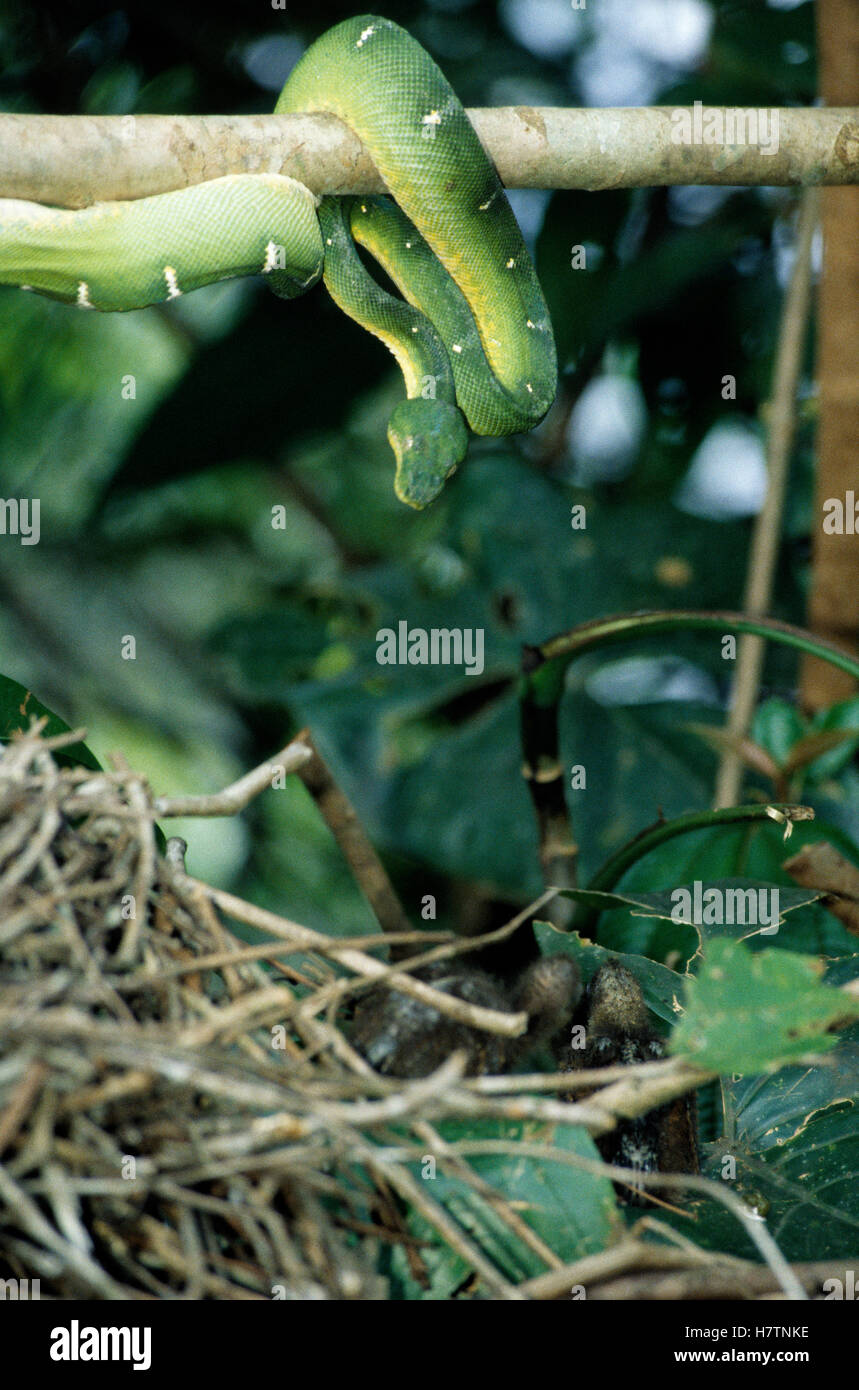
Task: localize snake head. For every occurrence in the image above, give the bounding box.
[387,399,468,509]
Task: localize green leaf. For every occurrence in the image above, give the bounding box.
[713,1038,859,1261]
[397,1115,617,1293]
[285,456,753,894]
[806,695,859,782]
[0,675,100,771]
[671,938,859,1073]
[559,879,819,933]
[782,729,859,779]
[731,1039,859,1151]
[750,696,806,767]
[591,818,859,961]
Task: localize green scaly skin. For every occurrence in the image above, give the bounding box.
[0,14,557,507]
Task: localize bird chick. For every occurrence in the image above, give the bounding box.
[352,955,581,1079]
[565,960,698,1203]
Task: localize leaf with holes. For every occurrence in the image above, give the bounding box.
[671,938,859,1073]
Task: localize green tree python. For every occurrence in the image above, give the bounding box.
[0,14,557,507]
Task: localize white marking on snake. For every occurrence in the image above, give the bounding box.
[526,383,534,393]
[526,319,535,329]
[422,110,442,129]
[405,241,412,249]
[356,25,376,47]
[163,266,181,299]
[452,344,462,353]
[262,241,280,274]
[76,281,93,309]
[506,258,515,269]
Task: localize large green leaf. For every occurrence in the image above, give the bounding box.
[591,818,859,960]
[671,939,859,1073]
[389,1115,618,1297]
[700,1038,859,1262]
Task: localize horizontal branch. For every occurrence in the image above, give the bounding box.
[0,107,855,207]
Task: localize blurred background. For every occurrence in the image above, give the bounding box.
[0,0,840,947]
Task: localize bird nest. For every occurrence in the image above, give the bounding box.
[0,723,604,1301]
[1,724,840,1303]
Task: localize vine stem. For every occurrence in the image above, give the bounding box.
[571,803,815,939]
[536,609,859,678]
[585,803,814,897]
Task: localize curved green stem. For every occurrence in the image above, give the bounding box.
[592,803,808,895]
[538,609,859,681]
[572,804,815,939]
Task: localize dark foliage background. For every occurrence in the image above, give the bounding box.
[1,0,836,927]
[3,0,859,1275]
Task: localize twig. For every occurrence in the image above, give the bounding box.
[0,1165,126,1298]
[114,929,454,989]
[0,1059,48,1154]
[188,880,528,1038]
[519,1235,744,1301]
[153,736,311,817]
[412,1118,565,1272]
[538,609,859,676]
[714,190,819,808]
[286,887,561,1028]
[117,757,155,966]
[463,1062,675,1092]
[583,1260,856,1300]
[360,1148,525,1301]
[373,1138,807,1300]
[293,727,414,948]
[574,802,815,937]
[801,0,859,707]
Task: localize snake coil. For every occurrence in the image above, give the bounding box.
[0,15,557,507]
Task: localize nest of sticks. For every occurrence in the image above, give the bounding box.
[1,724,836,1302]
[0,722,589,1299]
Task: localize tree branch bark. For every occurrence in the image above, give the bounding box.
[0,107,856,207]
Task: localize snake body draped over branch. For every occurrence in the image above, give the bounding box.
[0,14,557,507]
